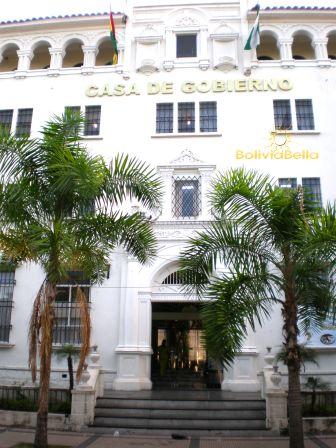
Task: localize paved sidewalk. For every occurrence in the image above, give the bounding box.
[1,428,336,448]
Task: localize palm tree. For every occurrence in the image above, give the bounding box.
[55,344,81,391]
[179,168,336,448]
[0,112,162,448]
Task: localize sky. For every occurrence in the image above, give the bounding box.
[1,0,336,21]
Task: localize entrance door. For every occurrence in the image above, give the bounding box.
[151,302,222,389]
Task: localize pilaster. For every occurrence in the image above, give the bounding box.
[81,45,97,75]
[48,48,64,76]
[279,38,294,68]
[14,49,32,78]
[313,38,331,67]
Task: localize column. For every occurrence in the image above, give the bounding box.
[48,47,64,76]
[163,28,174,71]
[14,49,32,78]
[199,168,214,220]
[114,256,152,391]
[199,26,210,70]
[81,45,97,75]
[279,38,294,68]
[313,38,331,67]
[159,168,174,220]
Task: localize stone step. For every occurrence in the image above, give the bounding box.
[96,398,266,410]
[92,417,266,430]
[94,407,266,420]
[87,426,276,437]
[101,390,262,401]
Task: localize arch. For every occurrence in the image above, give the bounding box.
[292,31,315,60]
[29,40,51,70]
[62,38,84,68]
[0,43,19,72]
[257,31,280,60]
[327,31,336,59]
[96,36,115,66]
[151,260,181,287]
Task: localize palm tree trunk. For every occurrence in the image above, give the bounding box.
[282,251,304,448]
[67,355,74,391]
[34,282,56,448]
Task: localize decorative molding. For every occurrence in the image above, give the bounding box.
[170,149,203,165]
[175,16,199,27]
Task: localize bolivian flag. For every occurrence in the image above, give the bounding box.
[109,11,118,65]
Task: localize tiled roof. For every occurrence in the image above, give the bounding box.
[263,6,336,11]
[0,11,124,26]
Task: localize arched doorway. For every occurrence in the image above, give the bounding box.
[151,270,222,390]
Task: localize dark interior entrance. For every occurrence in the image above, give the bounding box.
[151,302,222,390]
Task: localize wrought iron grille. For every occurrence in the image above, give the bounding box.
[302,177,322,207]
[295,99,315,130]
[176,34,197,58]
[0,270,15,343]
[278,178,298,189]
[156,103,173,133]
[273,100,292,130]
[162,270,207,285]
[200,102,217,132]
[84,105,101,136]
[15,108,33,137]
[172,176,201,218]
[53,276,90,345]
[0,110,13,134]
[178,102,195,133]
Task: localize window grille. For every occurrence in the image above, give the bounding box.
[176,34,197,58]
[273,100,292,130]
[15,108,33,137]
[84,105,101,136]
[53,272,90,345]
[0,110,13,134]
[0,268,15,343]
[156,103,173,133]
[178,103,195,133]
[162,270,207,285]
[173,176,201,218]
[295,100,315,130]
[302,177,322,207]
[200,102,217,132]
[278,178,298,189]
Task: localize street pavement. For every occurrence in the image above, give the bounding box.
[0,428,336,448]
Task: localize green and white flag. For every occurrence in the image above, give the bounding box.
[244,4,260,50]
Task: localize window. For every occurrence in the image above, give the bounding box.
[200,102,217,132]
[302,177,322,207]
[295,99,315,131]
[15,108,33,137]
[278,178,298,189]
[65,106,81,115]
[156,102,218,135]
[0,110,13,134]
[156,103,173,134]
[178,102,195,133]
[173,176,201,218]
[273,100,292,130]
[176,34,197,58]
[273,99,315,131]
[0,266,15,343]
[84,105,101,136]
[53,271,90,345]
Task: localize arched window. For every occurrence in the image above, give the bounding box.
[0,44,19,72]
[162,270,207,285]
[327,32,336,59]
[292,32,315,60]
[62,39,84,68]
[96,38,115,66]
[30,41,51,70]
[257,32,280,61]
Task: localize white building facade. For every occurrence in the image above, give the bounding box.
[0,0,336,393]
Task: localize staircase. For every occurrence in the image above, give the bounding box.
[91,390,270,436]
[152,368,208,390]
